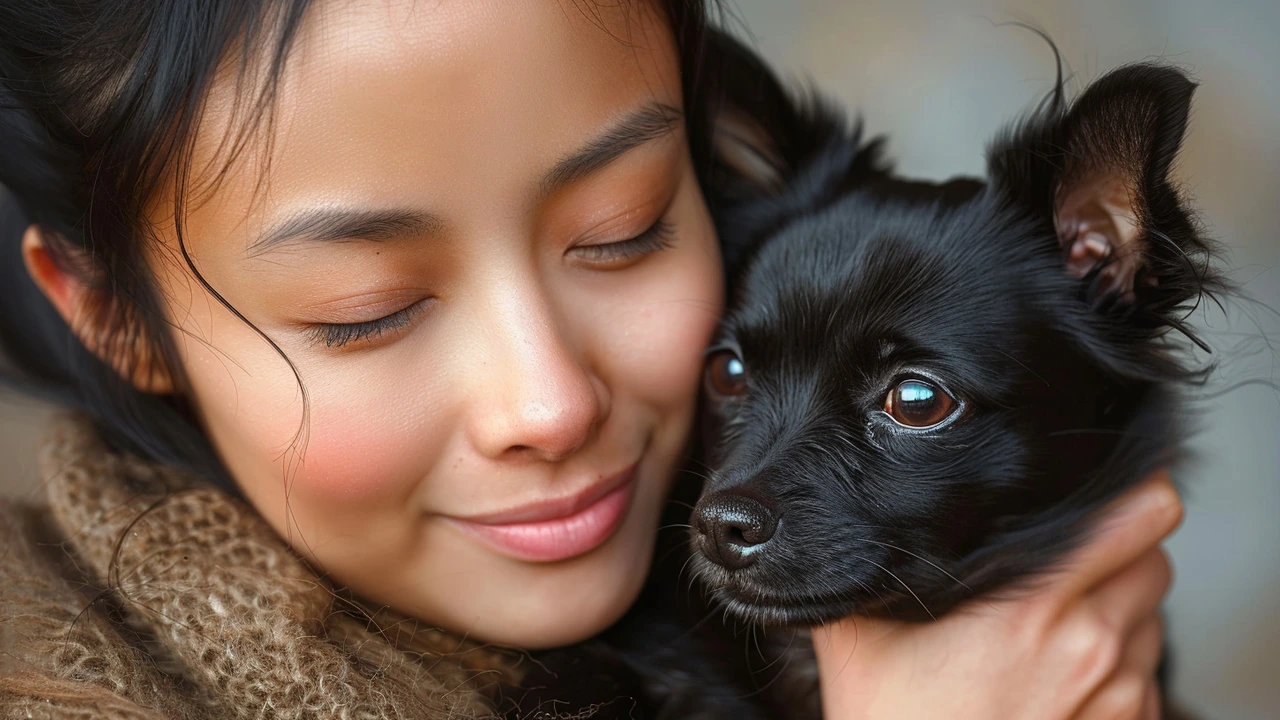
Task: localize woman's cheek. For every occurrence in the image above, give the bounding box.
[611,247,723,412]
[292,414,421,503]
[289,367,449,505]
[628,182,724,413]
[171,298,445,509]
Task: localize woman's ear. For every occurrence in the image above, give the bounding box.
[21,225,174,394]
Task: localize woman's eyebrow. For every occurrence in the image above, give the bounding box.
[246,103,679,257]
[247,207,442,257]
[540,102,682,197]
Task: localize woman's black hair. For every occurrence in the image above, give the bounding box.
[0,0,721,492]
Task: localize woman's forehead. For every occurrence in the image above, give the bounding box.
[180,0,682,249]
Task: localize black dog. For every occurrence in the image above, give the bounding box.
[503,33,1222,720]
[690,33,1222,629]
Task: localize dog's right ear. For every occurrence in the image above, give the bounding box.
[702,29,801,197]
[713,105,789,196]
[700,30,886,271]
[702,30,858,194]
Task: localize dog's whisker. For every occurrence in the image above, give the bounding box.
[677,552,700,591]
[850,552,935,621]
[664,498,697,512]
[853,538,972,593]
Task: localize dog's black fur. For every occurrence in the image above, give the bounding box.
[501,31,1223,720]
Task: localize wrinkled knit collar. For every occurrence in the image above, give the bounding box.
[0,415,524,719]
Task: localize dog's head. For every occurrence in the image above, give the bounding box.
[693,34,1221,624]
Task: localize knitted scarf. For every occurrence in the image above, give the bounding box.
[0,415,526,719]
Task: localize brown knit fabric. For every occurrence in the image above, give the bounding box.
[0,415,523,719]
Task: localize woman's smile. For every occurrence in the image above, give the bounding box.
[446,460,641,562]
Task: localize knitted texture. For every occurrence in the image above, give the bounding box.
[0,416,519,719]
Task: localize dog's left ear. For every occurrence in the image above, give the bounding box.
[990,64,1199,303]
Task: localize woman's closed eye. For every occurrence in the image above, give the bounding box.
[307,298,434,349]
[570,217,675,266]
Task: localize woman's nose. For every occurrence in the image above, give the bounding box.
[467,300,609,463]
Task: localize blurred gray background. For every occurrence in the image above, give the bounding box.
[2,1,1277,718]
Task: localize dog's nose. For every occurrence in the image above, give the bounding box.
[693,493,778,570]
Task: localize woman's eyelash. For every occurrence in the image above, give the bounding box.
[308,299,431,349]
[573,218,675,262]
[306,219,673,349]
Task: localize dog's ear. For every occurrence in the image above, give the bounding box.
[713,106,789,195]
[990,63,1204,304]
[701,29,845,196]
[700,30,887,273]
[991,64,1226,380]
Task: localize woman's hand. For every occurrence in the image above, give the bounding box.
[813,471,1182,720]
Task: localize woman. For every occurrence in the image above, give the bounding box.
[0,0,1178,717]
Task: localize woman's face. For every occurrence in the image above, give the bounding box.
[145,0,721,648]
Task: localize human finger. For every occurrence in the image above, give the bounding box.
[1051,471,1182,600]
[1141,682,1161,720]
[1086,548,1172,634]
[1072,616,1165,720]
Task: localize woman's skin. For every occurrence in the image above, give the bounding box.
[22,0,1179,716]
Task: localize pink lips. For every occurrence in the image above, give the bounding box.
[447,464,639,563]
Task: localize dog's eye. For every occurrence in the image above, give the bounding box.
[705,351,747,397]
[884,379,957,428]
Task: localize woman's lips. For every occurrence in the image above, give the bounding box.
[447,464,639,563]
